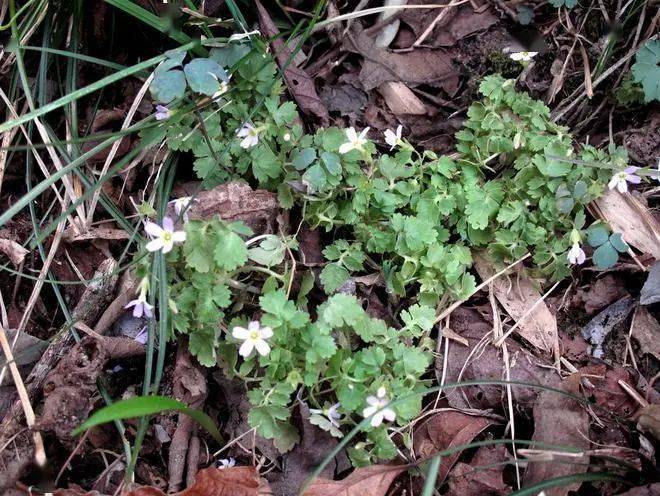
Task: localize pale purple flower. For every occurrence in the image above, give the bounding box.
[567,242,586,265]
[383,125,402,150]
[125,296,153,319]
[362,387,396,427]
[310,402,342,428]
[144,217,186,254]
[155,105,171,121]
[168,196,194,222]
[134,326,149,345]
[608,166,641,193]
[218,457,236,469]
[232,321,273,357]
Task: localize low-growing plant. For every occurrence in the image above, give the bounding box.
[129,39,656,464]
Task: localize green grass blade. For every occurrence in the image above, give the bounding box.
[0,41,198,134]
[72,395,222,443]
[421,455,441,496]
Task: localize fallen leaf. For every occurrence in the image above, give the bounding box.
[0,238,28,266]
[442,308,556,410]
[591,189,660,260]
[640,261,660,305]
[400,3,498,47]
[616,483,660,496]
[124,467,269,496]
[413,410,494,481]
[523,375,590,496]
[255,0,329,124]
[378,82,426,115]
[319,82,368,115]
[474,253,558,353]
[638,404,660,441]
[579,364,638,417]
[446,445,511,496]
[631,306,660,359]
[302,464,407,496]
[571,274,628,315]
[345,25,458,93]
[580,296,635,359]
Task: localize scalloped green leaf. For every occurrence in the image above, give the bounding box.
[632,40,660,102]
[184,58,229,96]
[150,69,186,103]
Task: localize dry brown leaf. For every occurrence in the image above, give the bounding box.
[638,404,660,441]
[591,189,660,260]
[523,375,590,496]
[0,238,28,266]
[255,1,329,125]
[631,306,660,359]
[571,274,627,315]
[474,253,557,352]
[125,467,269,496]
[446,445,511,496]
[414,410,494,482]
[378,82,426,115]
[302,464,407,496]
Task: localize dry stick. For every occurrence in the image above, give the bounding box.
[0,323,46,467]
[433,252,531,325]
[492,280,561,349]
[86,74,153,228]
[412,0,462,47]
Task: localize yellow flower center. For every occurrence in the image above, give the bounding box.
[163,232,172,242]
[250,330,259,340]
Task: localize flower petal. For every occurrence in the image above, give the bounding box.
[362,406,377,418]
[338,142,353,154]
[383,408,396,422]
[254,339,271,356]
[161,238,174,253]
[172,230,187,243]
[232,326,250,339]
[259,326,273,339]
[248,321,260,332]
[162,217,174,232]
[144,221,163,238]
[146,238,164,252]
[370,412,384,428]
[239,340,255,357]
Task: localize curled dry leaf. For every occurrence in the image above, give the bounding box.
[523,374,590,496]
[0,238,29,266]
[378,82,426,115]
[591,189,660,260]
[631,306,660,360]
[637,404,660,441]
[571,274,627,315]
[474,253,558,353]
[413,410,495,482]
[302,464,407,496]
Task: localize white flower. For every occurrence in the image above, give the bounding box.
[218,458,236,469]
[362,387,396,427]
[144,217,186,254]
[237,123,260,149]
[310,402,342,428]
[154,104,171,121]
[339,127,370,154]
[608,166,641,193]
[169,196,194,222]
[509,51,538,62]
[567,242,586,265]
[383,125,403,150]
[228,30,260,42]
[283,132,291,142]
[212,74,231,99]
[232,321,273,357]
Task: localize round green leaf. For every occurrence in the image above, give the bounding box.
[572,180,587,200]
[150,69,186,103]
[292,147,317,170]
[586,225,609,247]
[593,243,618,269]
[184,58,229,96]
[609,233,629,253]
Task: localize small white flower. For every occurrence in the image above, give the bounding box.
[362,387,396,428]
[608,166,641,193]
[144,217,186,254]
[212,74,231,100]
[509,51,538,62]
[567,242,586,265]
[218,458,236,469]
[169,196,194,222]
[154,104,171,121]
[283,132,291,142]
[310,402,342,428]
[339,127,370,154]
[237,123,260,149]
[383,125,403,150]
[228,30,260,42]
[232,321,273,357]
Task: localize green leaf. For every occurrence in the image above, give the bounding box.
[248,235,285,266]
[150,69,186,103]
[213,230,248,271]
[587,225,609,247]
[593,243,618,269]
[72,396,222,442]
[632,40,660,102]
[320,263,350,293]
[210,44,251,67]
[184,58,229,96]
[292,147,317,170]
[251,145,281,183]
[550,0,577,7]
[609,233,628,253]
